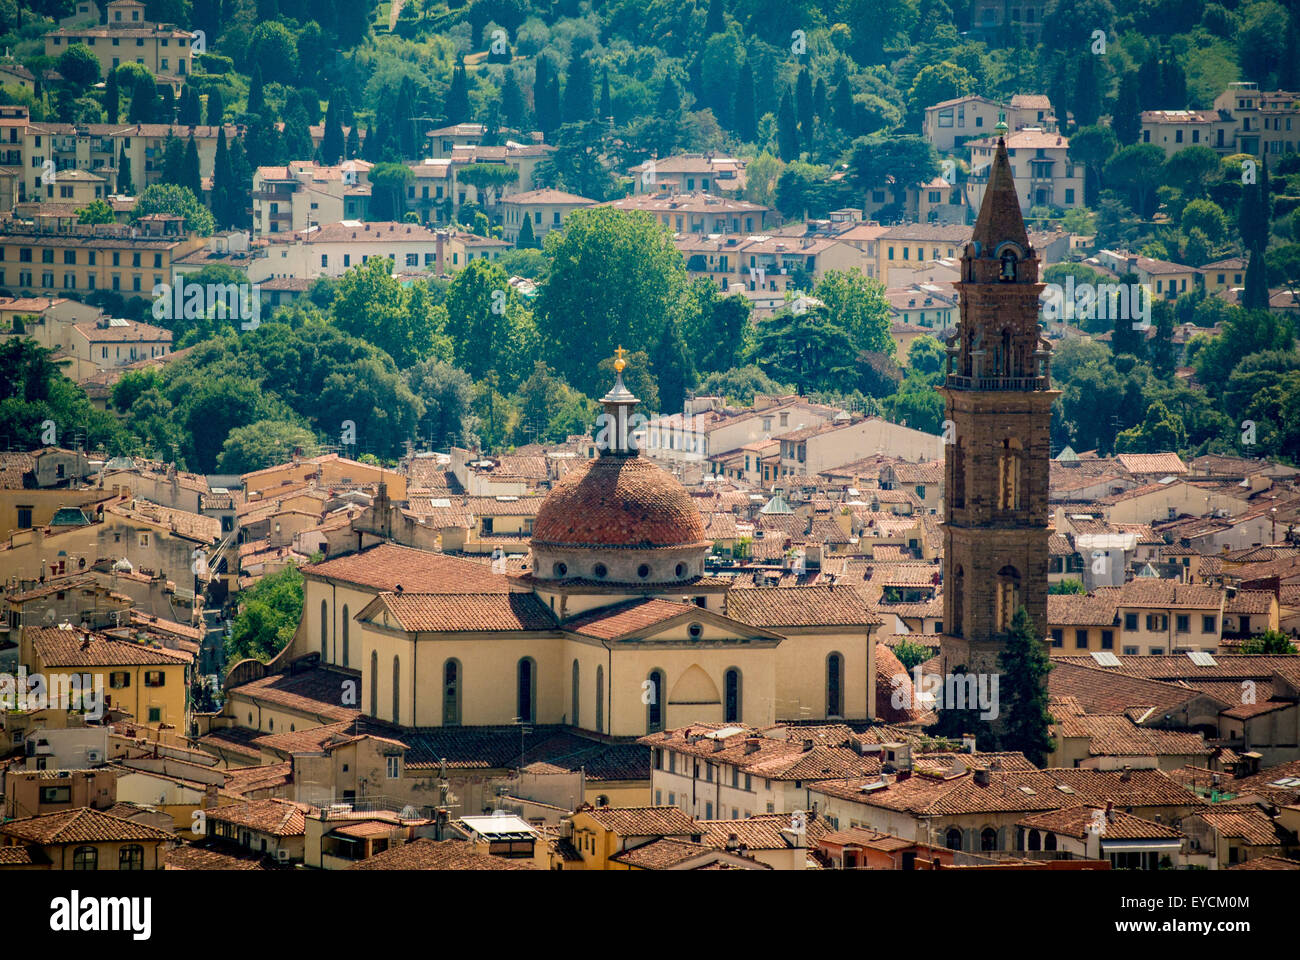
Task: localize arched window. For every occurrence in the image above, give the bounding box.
[443,659,461,725]
[945,828,963,851]
[119,844,144,870]
[369,651,378,716]
[999,250,1017,281]
[392,656,401,724]
[571,659,580,727]
[724,668,742,723]
[952,565,965,636]
[1044,832,1058,851]
[1000,328,1012,377]
[73,845,97,870]
[341,605,349,667]
[981,827,999,852]
[517,657,536,722]
[595,664,605,733]
[320,599,328,659]
[826,652,844,717]
[996,565,1021,632]
[646,669,665,733]
[1028,829,1042,851]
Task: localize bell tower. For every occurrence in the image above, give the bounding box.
[939,133,1058,677]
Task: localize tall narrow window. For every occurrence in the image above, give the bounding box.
[952,566,965,636]
[595,664,605,734]
[571,659,580,727]
[646,669,665,733]
[724,668,742,723]
[443,659,460,725]
[392,656,401,724]
[517,658,536,722]
[996,565,1021,632]
[998,439,1023,511]
[826,653,844,717]
[370,652,378,715]
[320,600,328,659]
[951,439,966,510]
[341,605,349,667]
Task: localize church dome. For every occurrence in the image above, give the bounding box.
[532,455,708,551]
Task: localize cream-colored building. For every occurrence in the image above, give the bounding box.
[500,189,595,242]
[252,160,372,239]
[966,128,1084,213]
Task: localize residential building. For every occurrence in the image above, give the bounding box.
[966,128,1084,213]
[251,160,372,238]
[0,806,176,870]
[500,189,595,242]
[629,153,747,195]
[43,1,193,85]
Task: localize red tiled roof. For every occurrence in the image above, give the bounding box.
[532,456,709,550]
[304,543,511,593]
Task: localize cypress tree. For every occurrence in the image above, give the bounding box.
[501,68,526,129]
[345,124,360,160]
[734,58,757,142]
[183,134,201,197]
[104,68,119,124]
[445,57,470,125]
[1111,70,1142,145]
[1071,54,1101,129]
[534,57,553,132]
[1136,49,1163,110]
[599,66,612,122]
[562,53,593,123]
[1161,55,1187,110]
[321,93,345,165]
[116,143,133,195]
[657,75,680,114]
[159,84,175,124]
[206,87,225,125]
[777,87,799,161]
[247,62,265,115]
[178,86,200,125]
[516,208,536,248]
[1242,157,1272,310]
[704,0,725,35]
[795,66,813,149]
[129,73,155,123]
[996,607,1056,767]
[212,125,233,226]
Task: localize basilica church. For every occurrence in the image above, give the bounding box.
[259,350,883,739]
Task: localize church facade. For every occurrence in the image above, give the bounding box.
[938,130,1058,678]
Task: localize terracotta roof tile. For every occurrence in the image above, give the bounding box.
[728,585,881,627]
[0,807,175,844]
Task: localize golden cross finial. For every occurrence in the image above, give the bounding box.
[614,345,627,373]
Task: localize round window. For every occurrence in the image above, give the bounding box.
[637,564,651,579]
[688,622,703,639]
[593,563,607,579]
[675,563,687,578]
[553,561,568,577]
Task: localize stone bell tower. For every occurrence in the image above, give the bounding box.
[938,130,1058,677]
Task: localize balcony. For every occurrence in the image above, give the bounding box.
[946,375,1050,391]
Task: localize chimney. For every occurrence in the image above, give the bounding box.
[1120,765,1132,782]
[973,767,990,786]
[725,832,739,852]
[801,739,814,753]
[1105,800,1114,821]
[743,738,761,755]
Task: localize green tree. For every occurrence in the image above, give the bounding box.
[368,162,412,221]
[217,419,317,472]
[1068,125,1117,208]
[1104,144,1167,219]
[696,365,786,405]
[776,86,799,161]
[752,308,859,395]
[131,184,215,235]
[128,71,156,123]
[117,143,134,194]
[997,606,1056,767]
[1049,579,1087,595]
[536,207,689,397]
[406,358,478,449]
[1241,629,1297,654]
[814,268,893,356]
[892,638,934,671]
[76,199,115,224]
[848,134,938,208]
[58,43,100,88]
[227,565,305,663]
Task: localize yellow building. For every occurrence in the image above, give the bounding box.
[44,0,193,83]
[0,806,176,870]
[23,625,189,729]
[0,216,202,300]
